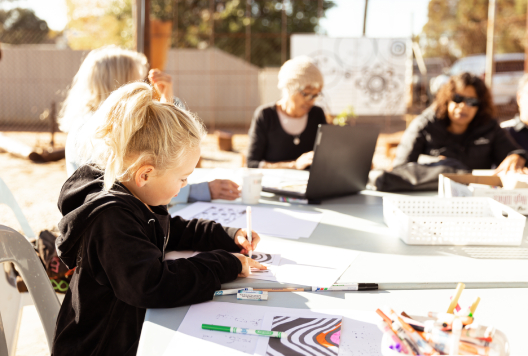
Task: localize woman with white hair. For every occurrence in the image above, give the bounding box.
[247,56,326,169]
[60,45,240,202]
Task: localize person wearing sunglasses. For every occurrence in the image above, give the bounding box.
[246,56,327,169]
[393,72,527,173]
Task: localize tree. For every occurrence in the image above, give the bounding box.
[420,0,527,61]
[65,0,134,49]
[0,8,49,44]
[171,0,335,67]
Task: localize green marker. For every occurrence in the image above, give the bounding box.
[202,324,286,338]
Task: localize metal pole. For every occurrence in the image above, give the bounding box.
[245,0,251,63]
[174,0,179,48]
[281,0,287,64]
[362,0,369,36]
[318,0,323,20]
[525,2,528,73]
[485,0,496,89]
[209,0,216,131]
[135,0,144,53]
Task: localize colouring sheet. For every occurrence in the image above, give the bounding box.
[250,237,360,287]
[256,310,382,356]
[264,315,342,356]
[162,302,382,356]
[172,202,322,239]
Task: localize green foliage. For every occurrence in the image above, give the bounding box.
[0,8,49,44]
[420,0,527,61]
[333,105,356,126]
[151,0,174,21]
[173,0,335,67]
[65,0,134,49]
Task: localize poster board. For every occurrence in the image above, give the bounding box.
[291,34,411,116]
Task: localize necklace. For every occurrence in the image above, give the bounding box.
[293,136,300,145]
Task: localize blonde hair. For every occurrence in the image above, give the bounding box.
[277,55,324,97]
[59,45,148,132]
[85,82,205,191]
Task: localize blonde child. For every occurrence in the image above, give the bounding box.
[60,45,239,201]
[52,82,265,356]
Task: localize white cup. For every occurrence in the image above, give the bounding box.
[242,173,263,205]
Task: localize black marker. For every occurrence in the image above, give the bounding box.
[312,283,378,291]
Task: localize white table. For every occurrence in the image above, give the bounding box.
[138,288,528,356]
[169,169,528,290]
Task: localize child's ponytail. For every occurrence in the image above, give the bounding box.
[85,82,205,191]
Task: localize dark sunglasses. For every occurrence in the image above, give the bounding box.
[299,90,321,101]
[452,94,480,107]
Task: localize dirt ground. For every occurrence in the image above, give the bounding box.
[0,131,394,235]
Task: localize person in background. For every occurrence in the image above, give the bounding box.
[394,72,527,173]
[501,73,528,151]
[59,45,239,202]
[247,55,326,169]
[52,82,266,355]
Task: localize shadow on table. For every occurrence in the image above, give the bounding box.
[268,202,528,260]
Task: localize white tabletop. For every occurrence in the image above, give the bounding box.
[169,169,528,290]
[138,288,528,356]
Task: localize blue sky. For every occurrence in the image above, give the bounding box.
[1,0,430,38]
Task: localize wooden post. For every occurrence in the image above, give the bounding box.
[485,0,496,89]
[143,0,151,64]
[281,0,287,64]
[362,0,369,36]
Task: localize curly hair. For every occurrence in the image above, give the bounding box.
[434,72,496,122]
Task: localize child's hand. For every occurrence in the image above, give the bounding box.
[148,69,174,103]
[234,229,260,255]
[233,253,267,277]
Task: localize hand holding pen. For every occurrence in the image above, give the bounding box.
[233,228,260,255]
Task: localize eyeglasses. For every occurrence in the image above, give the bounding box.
[299,90,322,101]
[452,94,480,107]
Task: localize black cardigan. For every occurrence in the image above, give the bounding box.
[393,106,526,170]
[52,165,242,356]
[246,103,327,168]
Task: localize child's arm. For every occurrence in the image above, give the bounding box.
[167,215,246,252]
[86,208,242,308]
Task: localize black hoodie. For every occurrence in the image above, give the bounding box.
[52,165,242,356]
[393,106,526,169]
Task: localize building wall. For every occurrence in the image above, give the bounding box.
[0,46,260,130]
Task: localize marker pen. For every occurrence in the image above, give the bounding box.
[312,283,378,291]
[377,320,411,355]
[391,311,439,355]
[214,287,253,296]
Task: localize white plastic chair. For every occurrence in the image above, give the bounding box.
[0,225,60,356]
[0,176,36,239]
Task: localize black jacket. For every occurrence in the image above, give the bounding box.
[247,103,327,168]
[52,165,242,356]
[393,106,526,170]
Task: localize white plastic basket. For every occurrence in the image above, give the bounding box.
[383,197,526,246]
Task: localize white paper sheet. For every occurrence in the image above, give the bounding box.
[172,202,322,239]
[164,238,359,287]
[254,238,359,287]
[162,302,381,356]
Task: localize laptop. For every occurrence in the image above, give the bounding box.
[262,125,379,201]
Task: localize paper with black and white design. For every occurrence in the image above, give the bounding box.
[172,202,322,239]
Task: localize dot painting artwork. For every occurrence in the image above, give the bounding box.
[266,316,342,356]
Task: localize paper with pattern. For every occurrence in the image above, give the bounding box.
[265,315,342,356]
